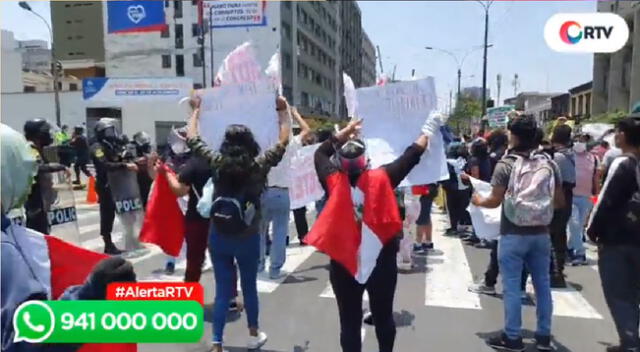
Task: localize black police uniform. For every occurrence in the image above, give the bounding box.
[25,142,66,234]
[90,141,129,251]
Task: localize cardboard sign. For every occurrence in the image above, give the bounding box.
[487,105,515,129]
[198,79,278,152]
[357,78,449,187]
[289,144,324,209]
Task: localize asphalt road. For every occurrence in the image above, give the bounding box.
[65,188,619,352]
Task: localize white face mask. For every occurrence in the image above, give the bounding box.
[170,140,189,155]
[573,142,587,153]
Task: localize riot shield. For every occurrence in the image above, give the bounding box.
[107,169,147,255]
[41,170,81,244]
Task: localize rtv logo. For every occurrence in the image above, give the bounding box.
[545,13,629,53]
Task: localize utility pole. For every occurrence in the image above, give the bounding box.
[209,6,215,86]
[497,73,502,106]
[376,45,384,74]
[480,1,493,118]
[19,1,60,127]
[457,68,462,99]
[391,64,397,82]
[449,89,453,115]
[512,73,520,97]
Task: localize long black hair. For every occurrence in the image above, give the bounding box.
[216,124,261,189]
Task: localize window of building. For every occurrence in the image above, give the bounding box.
[193,52,203,67]
[57,82,63,90]
[192,23,200,37]
[578,95,584,115]
[162,55,171,68]
[282,22,291,40]
[175,24,184,48]
[165,0,170,7]
[174,0,183,18]
[23,86,35,93]
[176,55,184,76]
[69,83,78,91]
[161,26,170,38]
[283,53,292,69]
[585,92,591,116]
[192,0,198,5]
[301,92,309,106]
[571,97,577,116]
[193,83,203,89]
[285,1,291,9]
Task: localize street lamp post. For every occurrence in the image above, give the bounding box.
[425,45,492,109]
[476,0,495,123]
[19,1,61,127]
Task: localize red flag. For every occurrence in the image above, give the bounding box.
[305,169,402,283]
[11,225,136,352]
[139,166,186,256]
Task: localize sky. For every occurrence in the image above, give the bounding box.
[358,0,596,108]
[1,0,596,108]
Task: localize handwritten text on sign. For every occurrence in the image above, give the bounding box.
[358,78,449,186]
[289,144,324,209]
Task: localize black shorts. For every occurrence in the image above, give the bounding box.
[416,185,438,226]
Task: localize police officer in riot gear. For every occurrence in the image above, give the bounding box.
[23,119,68,234]
[90,119,138,254]
[131,131,153,209]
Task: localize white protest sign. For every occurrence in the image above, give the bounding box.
[289,143,324,209]
[487,105,515,129]
[358,78,449,187]
[199,42,279,151]
[467,177,501,240]
[199,79,278,152]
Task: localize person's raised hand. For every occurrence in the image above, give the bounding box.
[422,111,445,137]
[189,95,201,111]
[126,163,138,173]
[276,96,288,111]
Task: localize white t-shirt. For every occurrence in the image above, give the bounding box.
[266,134,302,188]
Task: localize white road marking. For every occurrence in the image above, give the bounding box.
[584,243,599,271]
[256,245,316,293]
[319,283,370,301]
[525,279,603,320]
[425,217,482,310]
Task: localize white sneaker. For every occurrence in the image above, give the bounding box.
[247,331,268,350]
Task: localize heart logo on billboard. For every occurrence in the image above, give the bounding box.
[127,5,146,24]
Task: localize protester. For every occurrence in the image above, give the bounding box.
[70,125,92,185]
[90,119,138,254]
[305,112,442,352]
[186,95,291,351]
[1,123,136,352]
[260,107,310,278]
[549,124,575,288]
[487,129,508,172]
[472,114,564,351]
[131,131,154,209]
[412,183,438,253]
[587,116,640,352]
[592,140,609,161]
[23,119,68,234]
[292,123,315,244]
[444,141,471,236]
[567,133,599,266]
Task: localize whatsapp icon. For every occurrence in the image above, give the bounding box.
[13,301,55,343]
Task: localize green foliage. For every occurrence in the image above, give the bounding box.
[448,95,482,132]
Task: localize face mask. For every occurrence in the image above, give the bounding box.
[1,124,38,212]
[573,142,587,153]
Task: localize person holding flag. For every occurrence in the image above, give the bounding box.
[1,123,136,352]
[305,112,443,352]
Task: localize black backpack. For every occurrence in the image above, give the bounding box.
[210,186,257,235]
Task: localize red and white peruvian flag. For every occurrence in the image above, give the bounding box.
[305,169,402,283]
[6,225,136,352]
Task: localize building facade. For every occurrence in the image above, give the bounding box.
[48,1,373,118]
[17,39,51,72]
[568,81,592,121]
[592,1,640,115]
[361,31,376,87]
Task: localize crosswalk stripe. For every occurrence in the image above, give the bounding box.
[425,221,482,310]
[319,283,370,301]
[256,245,316,293]
[550,286,603,319]
[584,243,599,271]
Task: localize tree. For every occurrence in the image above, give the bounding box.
[449,95,482,133]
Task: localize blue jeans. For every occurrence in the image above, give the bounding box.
[260,187,290,274]
[209,231,260,344]
[567,195,593,256]
[499,234,553,340]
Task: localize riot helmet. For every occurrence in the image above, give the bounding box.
[94,118,119,143]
